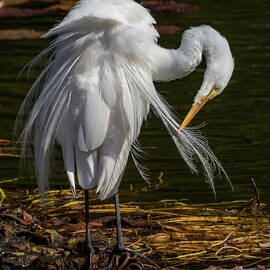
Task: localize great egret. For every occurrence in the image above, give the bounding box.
[16,0,234,268]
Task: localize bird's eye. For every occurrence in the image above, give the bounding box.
[213,85,221,92]
[208,85,221,99]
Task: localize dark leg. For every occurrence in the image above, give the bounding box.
[115,193,124,249]
[105,193,161,270]
[85,189,95,270]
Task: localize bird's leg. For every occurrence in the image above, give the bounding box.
[105,193,161,270]
[84,189,96,270]
[115,193,124,250]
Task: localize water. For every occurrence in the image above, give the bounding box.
[1,0,270,204]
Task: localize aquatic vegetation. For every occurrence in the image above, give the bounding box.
[0,189,270,269]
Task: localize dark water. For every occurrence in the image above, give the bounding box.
[1,0,270,204]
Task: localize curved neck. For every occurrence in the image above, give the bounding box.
[151,25,233,85]
[152,28,204,82]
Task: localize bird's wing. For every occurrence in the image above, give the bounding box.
[48,0,157,197]
[77,90,110,152]
[56,108,76,195]
[15,0,155,196]
[95,103,132,200]
[72,59,151,199]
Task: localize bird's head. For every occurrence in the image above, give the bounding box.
[179,26,234,131]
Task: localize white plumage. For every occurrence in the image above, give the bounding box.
[16,0,234,201]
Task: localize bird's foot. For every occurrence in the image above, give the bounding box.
[86,245,107,270]
[105,245,161,270]
[85,245,95,270]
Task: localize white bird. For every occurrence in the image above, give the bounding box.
[16,0,234,268]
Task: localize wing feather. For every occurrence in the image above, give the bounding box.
[96,105,131,200]
[74,147,98,190]
[77,91,110,151]
[56,111,76,195]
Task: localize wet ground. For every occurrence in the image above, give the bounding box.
[1,188,270,269]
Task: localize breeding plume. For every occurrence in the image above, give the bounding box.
[16,0,234,268]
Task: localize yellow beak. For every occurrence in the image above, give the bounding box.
[178,86,221,131]
[178,96,210,131]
